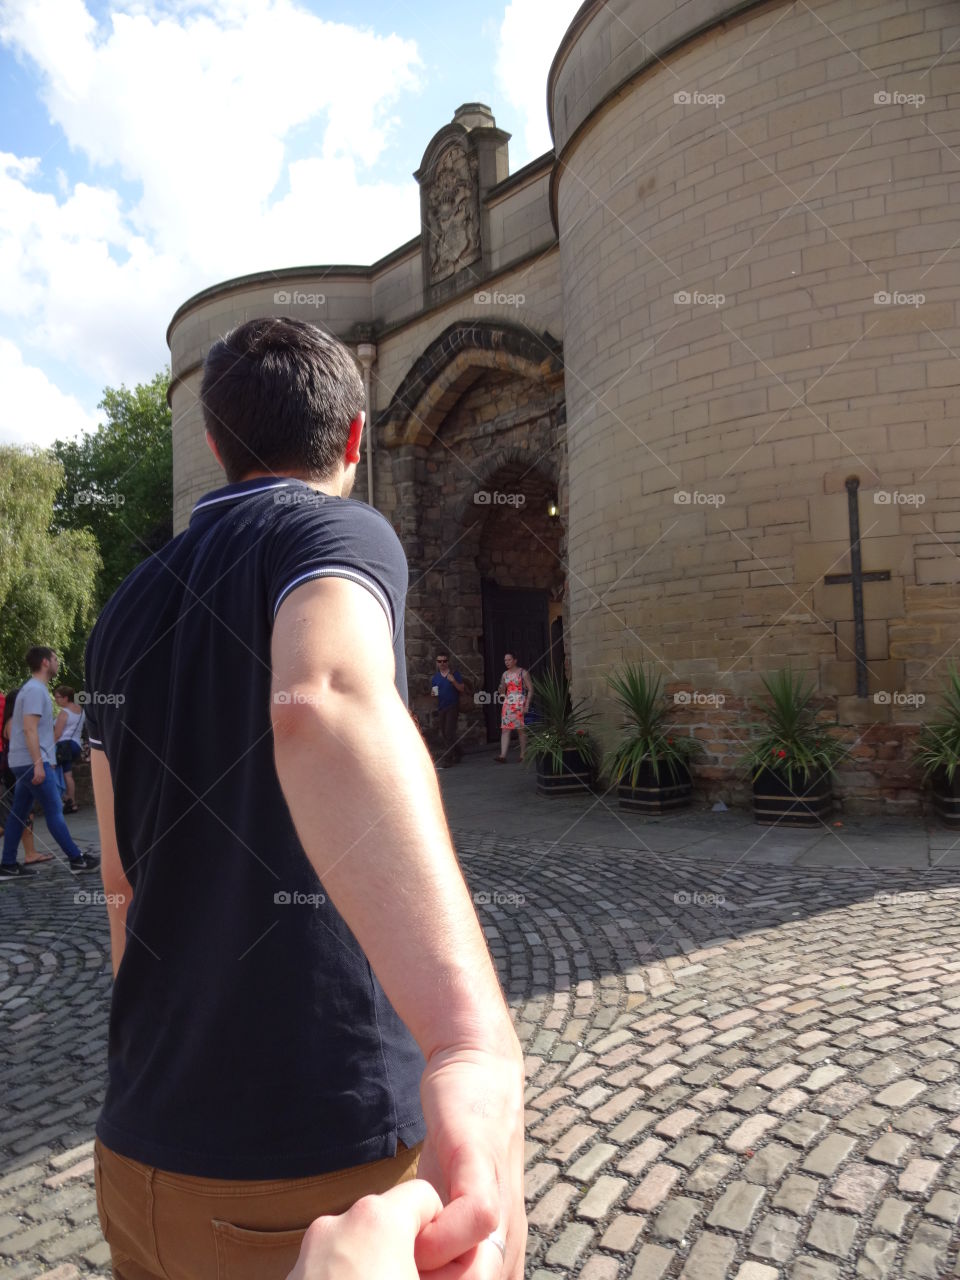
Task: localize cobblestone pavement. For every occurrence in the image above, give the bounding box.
[2,822,960,1278]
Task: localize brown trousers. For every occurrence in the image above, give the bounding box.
[94,1137,422,1280]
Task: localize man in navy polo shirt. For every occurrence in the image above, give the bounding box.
[84,318,524,1280]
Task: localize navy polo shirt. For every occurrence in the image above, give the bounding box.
[431,670,463,709]
[83,477,426,1179]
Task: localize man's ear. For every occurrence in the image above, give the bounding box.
[345,412,364,466]
[205,430,225,471]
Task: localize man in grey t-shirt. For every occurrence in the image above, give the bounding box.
[0,647,98,881]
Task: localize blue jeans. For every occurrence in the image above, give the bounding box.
[1,763,83,865]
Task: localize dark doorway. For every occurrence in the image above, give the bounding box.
[481,580,550,742]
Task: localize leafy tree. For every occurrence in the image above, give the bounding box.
[0,448,100,691]
[52,371,172,607]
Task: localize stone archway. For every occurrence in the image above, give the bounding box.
[379,323,566,744]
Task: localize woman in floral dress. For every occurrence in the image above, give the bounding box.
[495,652,533,762]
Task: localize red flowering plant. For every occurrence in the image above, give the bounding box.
[744,668,843,789]
[604,663,701,787]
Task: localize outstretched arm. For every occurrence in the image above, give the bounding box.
[271,578,525,1280]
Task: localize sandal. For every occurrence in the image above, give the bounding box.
[493,756,507,763]
[24,852,54,864]
[62,802,79,814]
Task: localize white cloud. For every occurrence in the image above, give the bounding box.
[0,0,426,429]
[0,337,98,446]
[0,0,423,272]
[494,0,581,164]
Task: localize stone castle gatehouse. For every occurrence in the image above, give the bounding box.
[169,0,960,813]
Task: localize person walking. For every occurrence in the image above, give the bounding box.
[0,686,52,865]
[85,317,524,1280]
[495,652,532,763]
[53,686,85,813]
[430,652,464,769]
[0,649,98,881]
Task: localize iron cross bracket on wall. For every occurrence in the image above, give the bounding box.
[823,476,890,698]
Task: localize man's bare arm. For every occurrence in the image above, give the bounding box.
[90,750,133,977]
[22,715,43,765]
[271,577,525,1278]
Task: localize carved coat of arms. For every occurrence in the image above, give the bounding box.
[425,144,481,284]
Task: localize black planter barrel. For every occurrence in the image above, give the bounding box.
[536,749,592,796]
[932,768,960,827]
[618,761,692,814]
[752,767,832,827]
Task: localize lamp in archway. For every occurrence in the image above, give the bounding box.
[547,499,559,519]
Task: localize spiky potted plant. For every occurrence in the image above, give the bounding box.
[914,664,960,826]
[524,670,597,796]
[744,668,843,826]
[605,664,701,813]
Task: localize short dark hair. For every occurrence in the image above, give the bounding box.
[54,685,75,701]
[200,317,365,483]
[25,646,55,672]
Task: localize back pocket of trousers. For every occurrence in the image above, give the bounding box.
[212,1220,306,1280]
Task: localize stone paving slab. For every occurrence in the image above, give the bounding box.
[3,785,960,1277]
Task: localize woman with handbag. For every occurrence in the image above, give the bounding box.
[53,686,86,814]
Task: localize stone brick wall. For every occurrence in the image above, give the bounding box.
[555,0,960,813]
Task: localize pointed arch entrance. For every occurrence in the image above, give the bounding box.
[379,321,567,747]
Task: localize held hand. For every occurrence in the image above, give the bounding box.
[31,761,45,786]
[285,1180,443,1280]
[414,1046,526,1280]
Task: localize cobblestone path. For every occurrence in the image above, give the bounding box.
[2,835,960,1278]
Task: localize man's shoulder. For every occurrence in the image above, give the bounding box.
[276,493,400,538]
[22,679,47,704]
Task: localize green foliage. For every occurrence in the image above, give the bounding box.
[743,667,843,788]
[523,669,597,773]
[51,370,172,608]
[914,665,960,784]
[0,449,100,690]
[604,663,701,786]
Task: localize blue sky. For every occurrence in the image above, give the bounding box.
[0,0,580,446]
